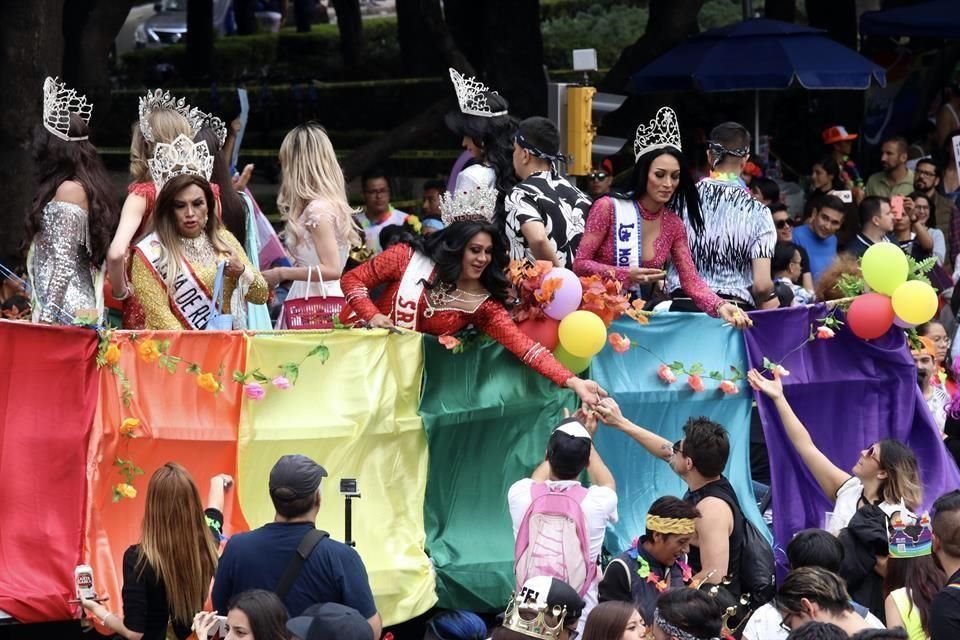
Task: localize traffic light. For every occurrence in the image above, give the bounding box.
[565,85,596,176]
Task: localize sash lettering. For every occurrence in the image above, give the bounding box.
[394,251,436,331]
[612,199,641,270]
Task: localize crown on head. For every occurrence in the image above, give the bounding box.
[449,68,508,118]
[501,589,567,640]
[195,108,227,149]
[889,511,934,559]
[43,77,93,142]
[439,186,498,227]
[634,106,682,161]
[138,89,204,143]
[148,134,214,191]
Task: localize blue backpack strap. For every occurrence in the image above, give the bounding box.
[210,260,227,316]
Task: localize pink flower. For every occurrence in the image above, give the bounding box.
[687,374,705,393]
[657,364,677,384]
[719,380,739,395]
[608,333,631,354]
[816,326,835,340]
[774,364,791,377]
[272,375,291,390]
[244,382,266,400]
[438,335,461,350]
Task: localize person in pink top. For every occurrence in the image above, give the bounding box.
[574,107,750,328]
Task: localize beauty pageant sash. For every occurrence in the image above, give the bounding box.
[135,232,216,330]
[394,250,435,330]
[612,198,641,269]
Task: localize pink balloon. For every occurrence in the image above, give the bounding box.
[543,268,584,320]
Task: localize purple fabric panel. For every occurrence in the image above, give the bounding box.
[743,305,960,551]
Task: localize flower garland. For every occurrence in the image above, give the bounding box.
[113,417,143,501]
[233,342,330,401]
[627,539,693,592]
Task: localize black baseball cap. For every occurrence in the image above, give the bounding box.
[518,576,585,623]
[287,602,372,640]
[269,454,327,500]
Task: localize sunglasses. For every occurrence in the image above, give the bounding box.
[672,439,683,455]
[589,172,608,181]
[774,219,796,229]
[779,611,797,632]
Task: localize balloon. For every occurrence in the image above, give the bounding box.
[861,243,908,295]
[891,280,939,326]
[518,316,560,351]
[554,345,591,374]
[543,268,584,320]
[846,293,894,340]
[893,316,916,329]
[558,310,607,357]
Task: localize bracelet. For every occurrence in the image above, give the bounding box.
[113,285,132,301]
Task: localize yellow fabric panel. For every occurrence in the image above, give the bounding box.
[237,330,435,625]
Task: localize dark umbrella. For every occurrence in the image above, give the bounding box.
[860,0,960,40]
[631,18,886,145]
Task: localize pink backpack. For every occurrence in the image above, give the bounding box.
[514,482,596,597]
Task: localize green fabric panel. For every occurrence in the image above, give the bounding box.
[419,336,577,612]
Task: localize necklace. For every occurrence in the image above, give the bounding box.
[425,283,489,317]
[637,201,662,221]
[179,234,218,265]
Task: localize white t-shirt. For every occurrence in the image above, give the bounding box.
[925,385,950,434]
[827,476,909,535]
[742,601,884,640]
[354,208,408,254]
[454,163,496,193]
[508,478,618,632]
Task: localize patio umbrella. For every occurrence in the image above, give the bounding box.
[860,0,960,40]
[630,18,886,146]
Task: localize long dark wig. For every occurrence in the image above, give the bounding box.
[195,126,246,248]
[415,220,511,305]
[25,115,119,267]
[615,146,704,234]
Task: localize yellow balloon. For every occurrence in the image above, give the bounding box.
[861,243,909,295]
[558,310,607,358]
[553,345,591,374]
[891,280,939,326]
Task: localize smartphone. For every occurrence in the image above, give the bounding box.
[207,615,228,639]
[891,195,904,219]
[829,189,853,204]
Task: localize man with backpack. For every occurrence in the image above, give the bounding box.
[593,399,774,611]
[211,455,382,639]
[508,413,618,631]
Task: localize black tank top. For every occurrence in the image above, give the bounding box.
[684,476,745,597]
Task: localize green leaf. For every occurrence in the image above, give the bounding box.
[252,371,269,383]
[112,491,121,503]
[708,370,722,381]
[159,339,171,353]
[762,357,775,370]
[307,343,328,358]
[233,370,248,383]
[187,363,201,374]
[688,362,704,375]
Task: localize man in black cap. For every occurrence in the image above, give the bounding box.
[287,602,373,640]
[499,576,585,640]
[211,455,381,639]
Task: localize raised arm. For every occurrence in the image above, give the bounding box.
[747,369,850,501]
[573,197,632,285]
[107,194,148,299]
[593,397,674,462]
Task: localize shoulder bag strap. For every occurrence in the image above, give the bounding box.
[211,260,227,315]
[275,529,329,600]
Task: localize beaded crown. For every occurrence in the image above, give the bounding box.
[138,89,204,142]
[888,511,934,559]
[196,109,227,149]
[439,186,498,227]
[634,106,682,161]
[449,68,508,118]
[148,134,214,191]
[43,77,93,142]
[501,589,567,640]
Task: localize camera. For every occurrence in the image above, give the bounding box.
[339,478,360,498]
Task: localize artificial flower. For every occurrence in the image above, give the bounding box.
[676,558,693,583]
[119,418,140,437]
[115,483,137,499]
[534,276,563,306]
[137,339,160,364]
[609,333,631,354]
[104,343,122,366]
[438,335,461,351]
[687,374,705,393]
[405,214,422,234]
[637,557,651,579]
[272,375,291,390]
[774,364,791,377]
[197,372,220,393]
[244,382,266,401]
[816,326,835,340]
[657,364,677,384]
[719,380,739,395]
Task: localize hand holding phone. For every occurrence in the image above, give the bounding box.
[890,195,904,220]
[193,611,228,639]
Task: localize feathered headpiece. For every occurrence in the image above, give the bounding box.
[43,77,93,142]
[148,134,214,191]
[449,68,508,118]
[439,186,498,227]
[634,106,682,161]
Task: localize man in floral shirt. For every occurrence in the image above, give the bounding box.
[598,496,699,627]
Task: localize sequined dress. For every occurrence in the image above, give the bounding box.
[573,196,724,316]
[28,201,99,325]
[341,244,574,386]
[130,230,268,330]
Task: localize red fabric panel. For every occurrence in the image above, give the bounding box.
[0,321,99,622]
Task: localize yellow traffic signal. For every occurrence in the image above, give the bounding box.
[566,86,596,176]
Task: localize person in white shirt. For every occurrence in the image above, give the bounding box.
[354,170,408,254]
[508,411,617,633]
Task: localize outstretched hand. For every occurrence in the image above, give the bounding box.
[746,368,784,400]
[566,377,608,408]
[719,303,752,330]
[593,397,625,427]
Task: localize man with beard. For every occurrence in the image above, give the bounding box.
[865,137,914,199]
[913,336,949,434]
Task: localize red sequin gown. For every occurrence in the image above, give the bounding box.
[341,244,574,386]
[573,196,724,316]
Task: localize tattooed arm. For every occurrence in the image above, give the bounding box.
[594,397,675,462]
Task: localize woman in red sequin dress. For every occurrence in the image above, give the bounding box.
[341,188,607,405]
[574,109,750,329]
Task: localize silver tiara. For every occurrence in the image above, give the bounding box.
[634,106,682,161]
[449,68,508,118]
[439,186,498,226]
[43,77,93,142]
[196,108,227,149]
[138,89,204,143]
[148,134,214,191]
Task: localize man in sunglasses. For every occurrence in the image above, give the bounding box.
[586,158,614,200]
[771,203,814,294]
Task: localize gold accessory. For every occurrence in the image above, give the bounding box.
[179,234,218,264]
[501,591,567,640]
[646,514,697,535]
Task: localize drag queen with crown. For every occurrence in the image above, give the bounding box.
[340,186,607,405]
[574,107,750,328]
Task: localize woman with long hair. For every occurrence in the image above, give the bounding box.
[884,541,944,639]
[583,601,645,640]
[27,78,119,325]
[82,464,233,640]
[262,123,359,320]
[194,590,290,640]
[340,187,608,405]
[130,170,267,330]
[809,156,846,201]
[574,108,749,328]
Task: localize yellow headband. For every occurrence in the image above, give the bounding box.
[646,514,697,535]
